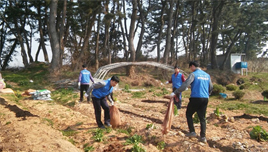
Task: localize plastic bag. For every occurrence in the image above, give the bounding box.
[162,98,174,134]
[109,105,121,128]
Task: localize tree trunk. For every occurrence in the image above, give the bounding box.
[2,39,18,70]
[220,31,242,70]
[35,43,41,62]
[95,13,101,70]
[163,0,174,64]
[59,0,67,66]
[171,0,180,64]
[136,0,147,61]
[127,0,138,77]
[210,0,225,69]
[157,0,166,62]
[49,0,61,71]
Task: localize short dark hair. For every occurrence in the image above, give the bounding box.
[111,75,120,83]
[174,65,180,69]
[189,61,199,67]
[82,64,86,68]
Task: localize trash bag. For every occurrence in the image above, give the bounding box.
[0,79,6,89]
[162,98,174,134]
[109,105,121,128]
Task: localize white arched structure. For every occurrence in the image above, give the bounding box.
[93,61,188,80]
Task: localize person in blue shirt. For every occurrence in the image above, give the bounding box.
[78,64,95,103]
[166,66,186,110]
[170,61,213,143]
[85,75,119,129]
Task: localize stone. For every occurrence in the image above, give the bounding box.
[229,117,235,123]
[251,118,259,123]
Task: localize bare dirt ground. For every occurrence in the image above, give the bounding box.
[1,86,268,152]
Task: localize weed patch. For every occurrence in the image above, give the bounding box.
[92,129,104,142]
[250,126,268,142]
[131,92,146,98]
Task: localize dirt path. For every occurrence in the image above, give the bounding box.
[1,89,268,152]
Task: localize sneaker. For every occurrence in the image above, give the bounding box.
[200,137,207,143]
[186,132,197,138]
[105,123,111,127]
[99,125,106,129]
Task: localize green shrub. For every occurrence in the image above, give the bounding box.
[214,107,222,117]
[84,143,95,152]
[261,90,268,99]
[226,84,238,91]
[92,129,104,142]
[157,141,166,150]
[211,84,225,95]
[131,92,146,98]
[250,126,268,142]
[232,90,245,99]
[146,124,156,130]
[124,84,130,92]
[124,134,144,145]
[131,143,145,152]
[239,83,251,90]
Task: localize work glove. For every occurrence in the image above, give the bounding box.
[165,81,169,84]
[170,92,175,98]
[84,93,89,99]
[78,82,81,89]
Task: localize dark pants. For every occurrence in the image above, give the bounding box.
[173,88,182,109]
[92,97,110,127]
[186,98,208,137]
[80,84,89,102]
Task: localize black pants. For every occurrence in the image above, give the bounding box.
[173,88,182,109]
[92,97,110,127]
[186,98,208,137]
[80,84,89,102]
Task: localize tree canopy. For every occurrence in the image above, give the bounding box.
[0,0,267,71]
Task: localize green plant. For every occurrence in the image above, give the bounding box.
[214,107,222,117]
[76,122,83,126]
[124,84,131,92]
[226,84,238,91]
[131,92,146,98]
[131,143,145,152]
[157,141,166,150]
[84,144,94,152]
[117,127,133,135]
[146,124,156,130]
[43,118,54,127]
[193,112,200,124]
[161,88,169,95]
[62,130,78,136]
[18,80,29,86]
[5,121,11,125]
[105,127,113,133]
[250,126,268,142]
[211,84,225,95]
[67,101,76,107]
[124,134,144,145]
[68,138,76,145]
[92,129,104,142]
[239,83,251,90]
[232,90,245,99]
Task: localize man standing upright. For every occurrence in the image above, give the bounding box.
[166,66,186,110]
[170,61,213,143]
[78,64,95,103]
